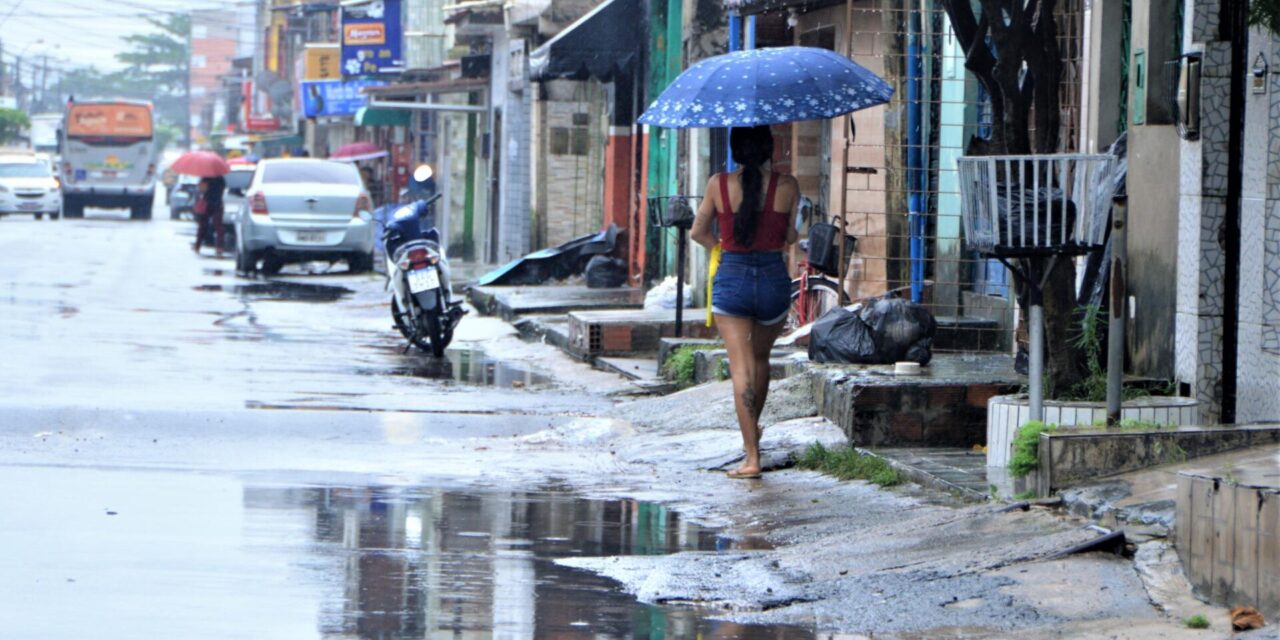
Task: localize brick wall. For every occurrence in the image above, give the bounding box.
[815,372,1016,447]
[536,80,607,248]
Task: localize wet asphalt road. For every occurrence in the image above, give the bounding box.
[0,206,808,638]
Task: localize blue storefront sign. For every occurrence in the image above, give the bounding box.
[341,0,404,76]
[301,79,387,117]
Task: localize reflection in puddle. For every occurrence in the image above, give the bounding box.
[1,467,801,638]
[248,483,807,639]
[194,281,352,303]
[371,348,552,388]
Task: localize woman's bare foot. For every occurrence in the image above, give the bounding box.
[727,466,762,479]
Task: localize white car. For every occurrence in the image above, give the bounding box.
[234,159,376,275]
[0,153,62,220]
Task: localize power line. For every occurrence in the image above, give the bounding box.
[0,0,28,27]
[6,16,133,46]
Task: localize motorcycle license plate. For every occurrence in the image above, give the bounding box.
[408,268,440,293]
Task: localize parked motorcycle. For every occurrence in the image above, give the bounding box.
[384,165,464,356]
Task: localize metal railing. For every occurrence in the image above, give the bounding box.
[957,154,1117,257]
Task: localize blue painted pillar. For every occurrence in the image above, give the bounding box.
[906,7,925,302]
[726,14,742,172]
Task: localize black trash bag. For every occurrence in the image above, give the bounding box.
[808,307,878,364]
[994,185,1077,249]
[584,255,627,288]
[859,298,937,365]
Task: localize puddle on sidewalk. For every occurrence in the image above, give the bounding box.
[369,347,552,388]
[193,280,352,303]
[0,467,809,639]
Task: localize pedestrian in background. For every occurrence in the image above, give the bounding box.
[192,174,227,257]
[690,125,800,479]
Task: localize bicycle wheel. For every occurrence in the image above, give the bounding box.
[788,276,842,330]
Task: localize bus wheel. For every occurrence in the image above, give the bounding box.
[63,198,84,219]
[130,201,152,221]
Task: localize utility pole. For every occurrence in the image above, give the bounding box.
[13,56,22,111]
[38,55,48,112]
[184,23,193,149]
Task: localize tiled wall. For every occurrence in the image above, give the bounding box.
[1180,0,1280,423]
[1177,0,1230,422]
[1176,474,1280,617]
[1235,28,1280,422]
[498,80,534,263]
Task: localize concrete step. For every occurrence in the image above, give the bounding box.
[596,355,659,381]
[857,447,991,502]
[814,353,1023,448]
[468,285,644,321]
[512,315,576,358]
[567,308,718,359]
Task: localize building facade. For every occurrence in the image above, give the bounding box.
[190,10,240,145]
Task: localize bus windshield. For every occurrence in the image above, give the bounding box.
[66,103,154,139]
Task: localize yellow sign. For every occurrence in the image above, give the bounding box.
[304,45,341,80]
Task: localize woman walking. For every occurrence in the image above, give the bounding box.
[691,126,799,479]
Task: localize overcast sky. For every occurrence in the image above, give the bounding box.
[1,0,252,74]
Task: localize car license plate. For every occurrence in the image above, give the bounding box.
[408,268,440,293]
[18,202,41,210]
[295,230,326,243]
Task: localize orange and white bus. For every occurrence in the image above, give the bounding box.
[59,99,158,219]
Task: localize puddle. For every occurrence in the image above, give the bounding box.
[371,348,553,388]
[193,281,352,303]
[0,467,810,638]
[249,482,803,638]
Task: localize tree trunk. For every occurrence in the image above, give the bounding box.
[940,0,1084,393]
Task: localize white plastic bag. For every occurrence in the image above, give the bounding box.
[644,276,692,310]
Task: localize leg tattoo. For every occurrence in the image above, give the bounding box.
[741,386,758,425]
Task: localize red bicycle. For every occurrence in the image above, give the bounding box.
[787,198,852,330]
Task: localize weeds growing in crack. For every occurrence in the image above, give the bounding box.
[794,442,902,487]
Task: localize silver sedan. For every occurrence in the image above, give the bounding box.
[233,159,376,275]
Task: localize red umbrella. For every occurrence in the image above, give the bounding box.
[170,150,231,177]
[330,141,387,162]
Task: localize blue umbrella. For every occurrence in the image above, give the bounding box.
[638,46,893,128]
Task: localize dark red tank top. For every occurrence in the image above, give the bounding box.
[716,171,788,252]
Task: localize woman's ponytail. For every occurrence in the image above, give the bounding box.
[729,126,774,247]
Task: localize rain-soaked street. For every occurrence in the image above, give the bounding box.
[0,205,810,638]
[0,208,1244,640]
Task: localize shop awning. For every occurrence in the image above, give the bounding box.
[529,0,639,82]
[354,106,411,127]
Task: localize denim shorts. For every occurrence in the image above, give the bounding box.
[711,251,791,325]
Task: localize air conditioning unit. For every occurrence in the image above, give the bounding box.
[461,54,491,79]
